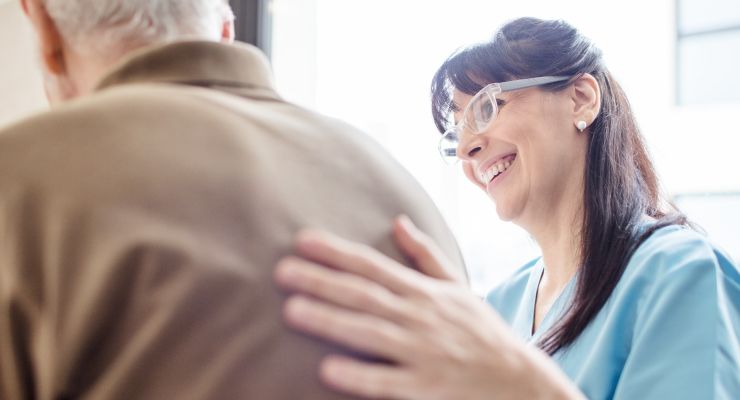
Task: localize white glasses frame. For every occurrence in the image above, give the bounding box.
[438,75,572,164]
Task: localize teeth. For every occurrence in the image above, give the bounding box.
[479,158,515,184]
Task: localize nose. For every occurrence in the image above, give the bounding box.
[456,130,486,161]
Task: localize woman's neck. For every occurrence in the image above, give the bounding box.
[538,225,581,290]
[524,198,583,333]
[520,188,584,291]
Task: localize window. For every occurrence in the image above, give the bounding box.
[674,193,740,261]
[676,0,740,105]
[230,0,272,56]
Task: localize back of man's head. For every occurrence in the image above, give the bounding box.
[22,0,234,101]
[44,0,233,56]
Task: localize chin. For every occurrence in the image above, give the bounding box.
[493,200,518,222]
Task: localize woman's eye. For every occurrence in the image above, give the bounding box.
[482,101,494,119]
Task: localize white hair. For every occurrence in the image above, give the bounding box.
[43,0,234,56]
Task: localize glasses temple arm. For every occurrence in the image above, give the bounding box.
[499,76,571,92]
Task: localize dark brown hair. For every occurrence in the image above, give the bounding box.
[431,17,688,354]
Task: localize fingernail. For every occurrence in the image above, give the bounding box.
[397,215,419,237]
[398,214,414,228]
[275,259,299,283]
[297,229,324,241]
[285,296,310,319]
[321,357,346,382]
[296,230,323,250]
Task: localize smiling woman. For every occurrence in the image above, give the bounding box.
[429,18,675,355]
[276,17,740,400]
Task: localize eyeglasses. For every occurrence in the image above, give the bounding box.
[438,75,572,164]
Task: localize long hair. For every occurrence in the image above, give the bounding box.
[431,18,688,355]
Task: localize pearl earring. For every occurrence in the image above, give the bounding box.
[576,120,587,132]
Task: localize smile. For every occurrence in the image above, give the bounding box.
[479,154,516,184]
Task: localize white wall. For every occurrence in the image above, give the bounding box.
[0,0,47,128]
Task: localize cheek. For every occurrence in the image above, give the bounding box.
[462,162,484,189]
[524,140,580,195]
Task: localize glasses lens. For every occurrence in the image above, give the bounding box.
[439,129,459,164]
[467,91,496,133]
[438,89,497,164]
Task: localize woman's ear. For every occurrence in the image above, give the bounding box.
[20,0,67,75]
[570,73,601,130]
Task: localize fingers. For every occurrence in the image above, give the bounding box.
[294,229,429,297]
[393,215,465,284]
[275,257,417,324]
[283,296,416,364]
[320,355,416,400]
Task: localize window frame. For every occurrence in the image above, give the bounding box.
[675,0,740,105]
[230,0,273,58]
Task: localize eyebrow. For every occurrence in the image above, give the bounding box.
[449,101,461,125]
[451,103,461,124]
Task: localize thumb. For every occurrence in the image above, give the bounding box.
[393,215,467,285]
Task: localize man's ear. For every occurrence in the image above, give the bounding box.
[220,4,235,43]
[20,0,67,75]
[570,73,601,126]
[221,18,235,43]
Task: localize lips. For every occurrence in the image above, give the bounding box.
[478,154,517,184]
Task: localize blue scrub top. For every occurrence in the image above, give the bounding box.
[486,225,740,399]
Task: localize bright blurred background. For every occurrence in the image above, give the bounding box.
[268,0,740,294]
[2,0,738,294]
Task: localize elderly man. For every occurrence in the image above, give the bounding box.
[0,0,464,399]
